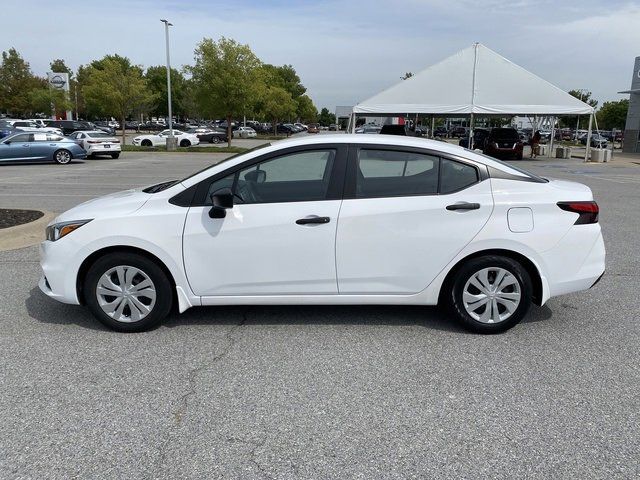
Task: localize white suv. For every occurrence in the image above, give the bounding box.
[39,135,605,333]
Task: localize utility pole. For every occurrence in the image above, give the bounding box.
[161,19,176,151]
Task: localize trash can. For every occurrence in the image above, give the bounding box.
[536,144,547,156]
[590,148,606,162]
[555,147,571,159]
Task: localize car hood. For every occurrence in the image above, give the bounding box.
[53,189,150,224]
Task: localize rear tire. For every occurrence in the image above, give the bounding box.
[446,255,532,334]
[180,139,190,147]
[84,252,173,332]
[53,149,72,165]
[111,153,120,159]
[211,137,220,144]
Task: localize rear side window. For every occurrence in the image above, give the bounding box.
[440,158,478,193]
[356,149,439,198]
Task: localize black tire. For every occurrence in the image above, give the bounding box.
[111,153,120,159]
[53,149,72,165]
[445,255,532,334]
[141,139,152,147]
[84,252,173,332]
[180,139,190,147]
[211,136,220,144]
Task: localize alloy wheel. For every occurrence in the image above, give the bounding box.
[55,150,71,164]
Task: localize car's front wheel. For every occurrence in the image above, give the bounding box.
[141,139,152,147]
[84,252,173,332]
[446,256,532,333]
[111,153,120,159]
[180,139,191,147]
[211,137,220,144]
[53,149,72,165]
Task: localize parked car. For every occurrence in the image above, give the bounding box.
[186,127,227,144]
[483,128,524,160]
[38,134,605,334]
[449,126,468,138]
[433,126,448,138]
[0,120,13,139]
[277,124,296,135]
[355,125,382,134]
[0,131,86,164]
[459,128,490,149]
[580,133,608,149]
[328,124,339,131]
[132,129,200,147]
[68,130,121,158]
[307,124,320,134]
[294,123,308,131]
[233,126,257,138]
[7,120,63,136]
[43,120,96,136]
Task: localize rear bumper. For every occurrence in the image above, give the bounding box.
[86,145,121,154]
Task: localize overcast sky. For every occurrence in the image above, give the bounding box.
[4,0,639,111]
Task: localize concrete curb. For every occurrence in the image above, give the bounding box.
[0,211,56,252]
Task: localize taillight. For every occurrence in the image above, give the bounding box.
[557,201,599,224]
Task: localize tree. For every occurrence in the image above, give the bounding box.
[261,86,297,135]
[145,65,190,119]
[0,48,43,116]
[50,59,73,77]
[296,94,317,123]
[597,99,628,130]
[260,64,306,99]
[560,89,599,129]
[189,37,262,146]
[401,72,414,80]
[82,56,155,144]
[318,107,336,127]
[29,87,72,115]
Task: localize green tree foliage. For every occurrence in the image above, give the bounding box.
[50,59,73,77]
[559,90,600,129]
[596,99,628,130]
[190,37,262,146]
[261,86,297,134]
[318,107,336,126]
[29,87,72,115]
[0,48,45,116]
[261,64,306,99]
[296,94,317,123]
[145,65,190,118]
[82,55,155,143]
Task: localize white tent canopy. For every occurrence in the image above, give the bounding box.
[353,43,594,116]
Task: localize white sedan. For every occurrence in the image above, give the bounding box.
[132,129,200,147]
[233,126,257,138]
[39,135,605,333]
[9,120,63,136]
[68,130,121,158]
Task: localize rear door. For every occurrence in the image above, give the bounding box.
[336,146,493,294]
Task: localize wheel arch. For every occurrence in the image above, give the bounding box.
[438,248,544,306]
[76,245,177,306]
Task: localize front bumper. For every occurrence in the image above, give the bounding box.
[39,240,81,305]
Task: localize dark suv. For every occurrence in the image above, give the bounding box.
[43,120,95,135]
[483,128,524,160]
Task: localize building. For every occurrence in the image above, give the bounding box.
[619,56,640,154]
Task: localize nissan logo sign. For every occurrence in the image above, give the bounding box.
[50,75,66,88]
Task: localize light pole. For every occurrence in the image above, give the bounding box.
[160,19,176,150]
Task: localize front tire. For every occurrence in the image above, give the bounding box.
[111,153,120,159]
[446,256,532,333]
[84,252,173,332]
[180,139,190,147]
[211,137,220,144]
[141,139,152,147]
[53,149,72,165]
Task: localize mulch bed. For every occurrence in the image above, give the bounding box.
[0,209,44,229]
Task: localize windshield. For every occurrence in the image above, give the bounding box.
[179,143,272,183]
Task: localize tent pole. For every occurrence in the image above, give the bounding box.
[350,113,356,133]
[549,116,556,158]
[584,113,593,162]
[431,116,435,139]
[469,113,475,150]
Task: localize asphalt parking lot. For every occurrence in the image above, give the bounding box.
[0,148,639,478]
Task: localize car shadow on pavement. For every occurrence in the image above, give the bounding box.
[26,287,553,333]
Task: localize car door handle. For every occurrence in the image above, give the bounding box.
[446,202,480,211]
[296,216,331,225]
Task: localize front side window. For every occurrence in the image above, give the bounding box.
[206,149,336,205]
[7,133,32,143]
[356,149,439,198]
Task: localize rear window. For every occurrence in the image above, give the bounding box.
[490,128,519,140]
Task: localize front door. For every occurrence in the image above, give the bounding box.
[182,146,346,296]
[0,133,34,162]
[336,147,493,294]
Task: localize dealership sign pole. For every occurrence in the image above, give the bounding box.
[161,19,176,151]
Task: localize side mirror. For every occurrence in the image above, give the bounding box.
[209,187,234,219]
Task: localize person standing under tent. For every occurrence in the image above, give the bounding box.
[530,130,541,158]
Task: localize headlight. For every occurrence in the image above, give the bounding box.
[45,219,92,241]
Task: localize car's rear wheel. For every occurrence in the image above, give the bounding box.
[84,252,172,332]
[53,149,72,165]
[141,139,152,147]
[111,153,120,159]
[211,137,220,144]
[180,139,190,147]
[446,256,532,333]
